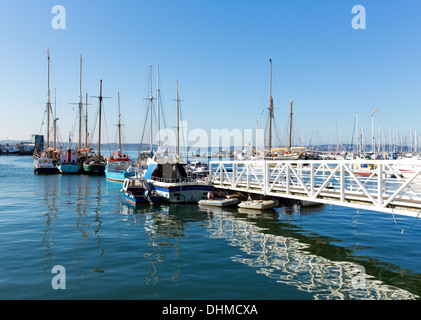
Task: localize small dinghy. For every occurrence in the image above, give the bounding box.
[198,197,240,207]
[121,176,161,205]
[238,199,279,210]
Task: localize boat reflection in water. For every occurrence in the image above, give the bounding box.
[121,202,418,300]
[121,204,188,287]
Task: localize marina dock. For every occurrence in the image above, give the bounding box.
[209,159,421,218]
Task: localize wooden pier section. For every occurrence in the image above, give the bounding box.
[209,159,421,217]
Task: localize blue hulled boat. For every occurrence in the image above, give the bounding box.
[105,153,137,182]
[144,156,212,203]
[121,176,161,205]
[58,140,81,174]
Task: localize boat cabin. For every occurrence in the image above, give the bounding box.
[36,157,54,167]
[60,148,78,164]
[144,161,188,182]
[122,177,150,193]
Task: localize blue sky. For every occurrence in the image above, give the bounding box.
[1,0,421,148]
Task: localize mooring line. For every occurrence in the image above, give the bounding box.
[390,201,421,234]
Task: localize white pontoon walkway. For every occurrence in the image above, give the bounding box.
[209,159,421,218]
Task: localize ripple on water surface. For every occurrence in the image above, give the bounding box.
[0,156,420,299]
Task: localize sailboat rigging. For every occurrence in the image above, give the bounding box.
[59,54,86,174]
[105,92,137,182]
[33,49,59,174]
[262,58,314,160]
[83,79,108,174]
[268,58,274,152]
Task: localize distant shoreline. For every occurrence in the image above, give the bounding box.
[1,139,415,154]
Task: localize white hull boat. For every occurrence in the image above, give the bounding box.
[144,156,212,203]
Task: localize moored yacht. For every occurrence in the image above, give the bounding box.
[143,80,212,202]
[144,155,212,203]
[33,49,59,174]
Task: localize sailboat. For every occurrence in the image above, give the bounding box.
[58,55,87,174]
[105,92,136,182]
[34,49,59,174]
[83,79,107,175]
[144,81,212,203]
[261,59,313,161]
[71,54,91,172]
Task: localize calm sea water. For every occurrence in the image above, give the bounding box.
[0,154,420,300]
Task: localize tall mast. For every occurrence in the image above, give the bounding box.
[355,112,360,155]
[157,65,160,147]
[289,100,293,150]
[371,109,377,155]
[47,49,51,149]
[78,54,82,150]
[268,58,274,152]
[148,65,153,153]
[117,92,122,153]
[176,80,180,158]
[84,93,89,149]
[98,80,103,156]
[54,88,57,150]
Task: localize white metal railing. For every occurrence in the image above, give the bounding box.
[209,160,421,217]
